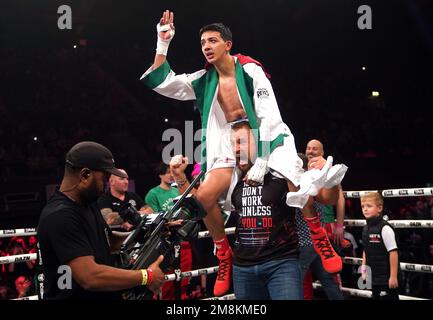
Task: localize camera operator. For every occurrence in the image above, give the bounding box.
[38,141,165,299]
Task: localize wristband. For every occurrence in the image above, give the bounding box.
[146,268,153,285]
[141,269,148,286]
[176,179,187,187]
[175,174,187,187]
[335,223,345,230]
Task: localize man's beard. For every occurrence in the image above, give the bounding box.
[80,179,102,204]
[237,158,253,174]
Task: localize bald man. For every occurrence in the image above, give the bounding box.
[305,139,345,245]
[295,141,347,300]
[97,169,149,231]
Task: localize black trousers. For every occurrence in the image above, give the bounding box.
[372,285,400,300]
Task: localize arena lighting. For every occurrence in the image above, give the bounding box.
[73,45,77,49]
[362,66,366,71]
[371,91,380,97]
[164,118,169,123]
[33,136,38,142]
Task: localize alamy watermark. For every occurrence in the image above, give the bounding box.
[57,5,72,30]
[357,5,372,30]
[160,121,270,165]
[356,264,372,290]
[57,265,72,290]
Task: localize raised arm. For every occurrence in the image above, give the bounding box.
[170,155,196,195]
[152,10,175,70]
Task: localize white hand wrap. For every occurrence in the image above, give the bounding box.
[156,23,175,56]
[246,158,268,184]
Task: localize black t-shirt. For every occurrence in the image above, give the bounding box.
[97,191,145,215]
[37,191,121,300]
[231,172,299,266]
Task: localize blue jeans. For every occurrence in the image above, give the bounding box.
[233,258,302,300]
[299,246,344,300]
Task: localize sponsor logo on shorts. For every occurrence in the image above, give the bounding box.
[257,88,269,99]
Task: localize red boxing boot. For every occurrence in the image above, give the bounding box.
[306,217,342,274]
[214,247,232,296]
[213,237,232,297]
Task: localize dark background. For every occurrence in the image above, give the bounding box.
[0,0,432,228]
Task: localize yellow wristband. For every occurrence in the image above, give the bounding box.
[141,269,148,286]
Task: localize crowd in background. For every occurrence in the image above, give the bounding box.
[1,195,432,300]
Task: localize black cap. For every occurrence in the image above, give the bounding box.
[65,141,127,178]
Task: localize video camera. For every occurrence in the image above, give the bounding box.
[118,171,206,300]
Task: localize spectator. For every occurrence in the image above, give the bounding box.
[145,163,179,212]
[14,275,33,299]
[295,153,344,300]
[144,162,191,300]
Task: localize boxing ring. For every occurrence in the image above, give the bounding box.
[1,187,432,300]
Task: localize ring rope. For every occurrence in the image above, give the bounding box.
[0,226,237,239]
[164,266,219,281]
[198,227,235,239]
[0,253,38,265]
[343,190,378,198]
[202,293,236,300]
[0,228,37,238]
[312,282,429,300]
[344,219,433,228]
[3,220,432,240]
[343,257,433,273]
[12,295,39,300]
[344,187,433,198]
